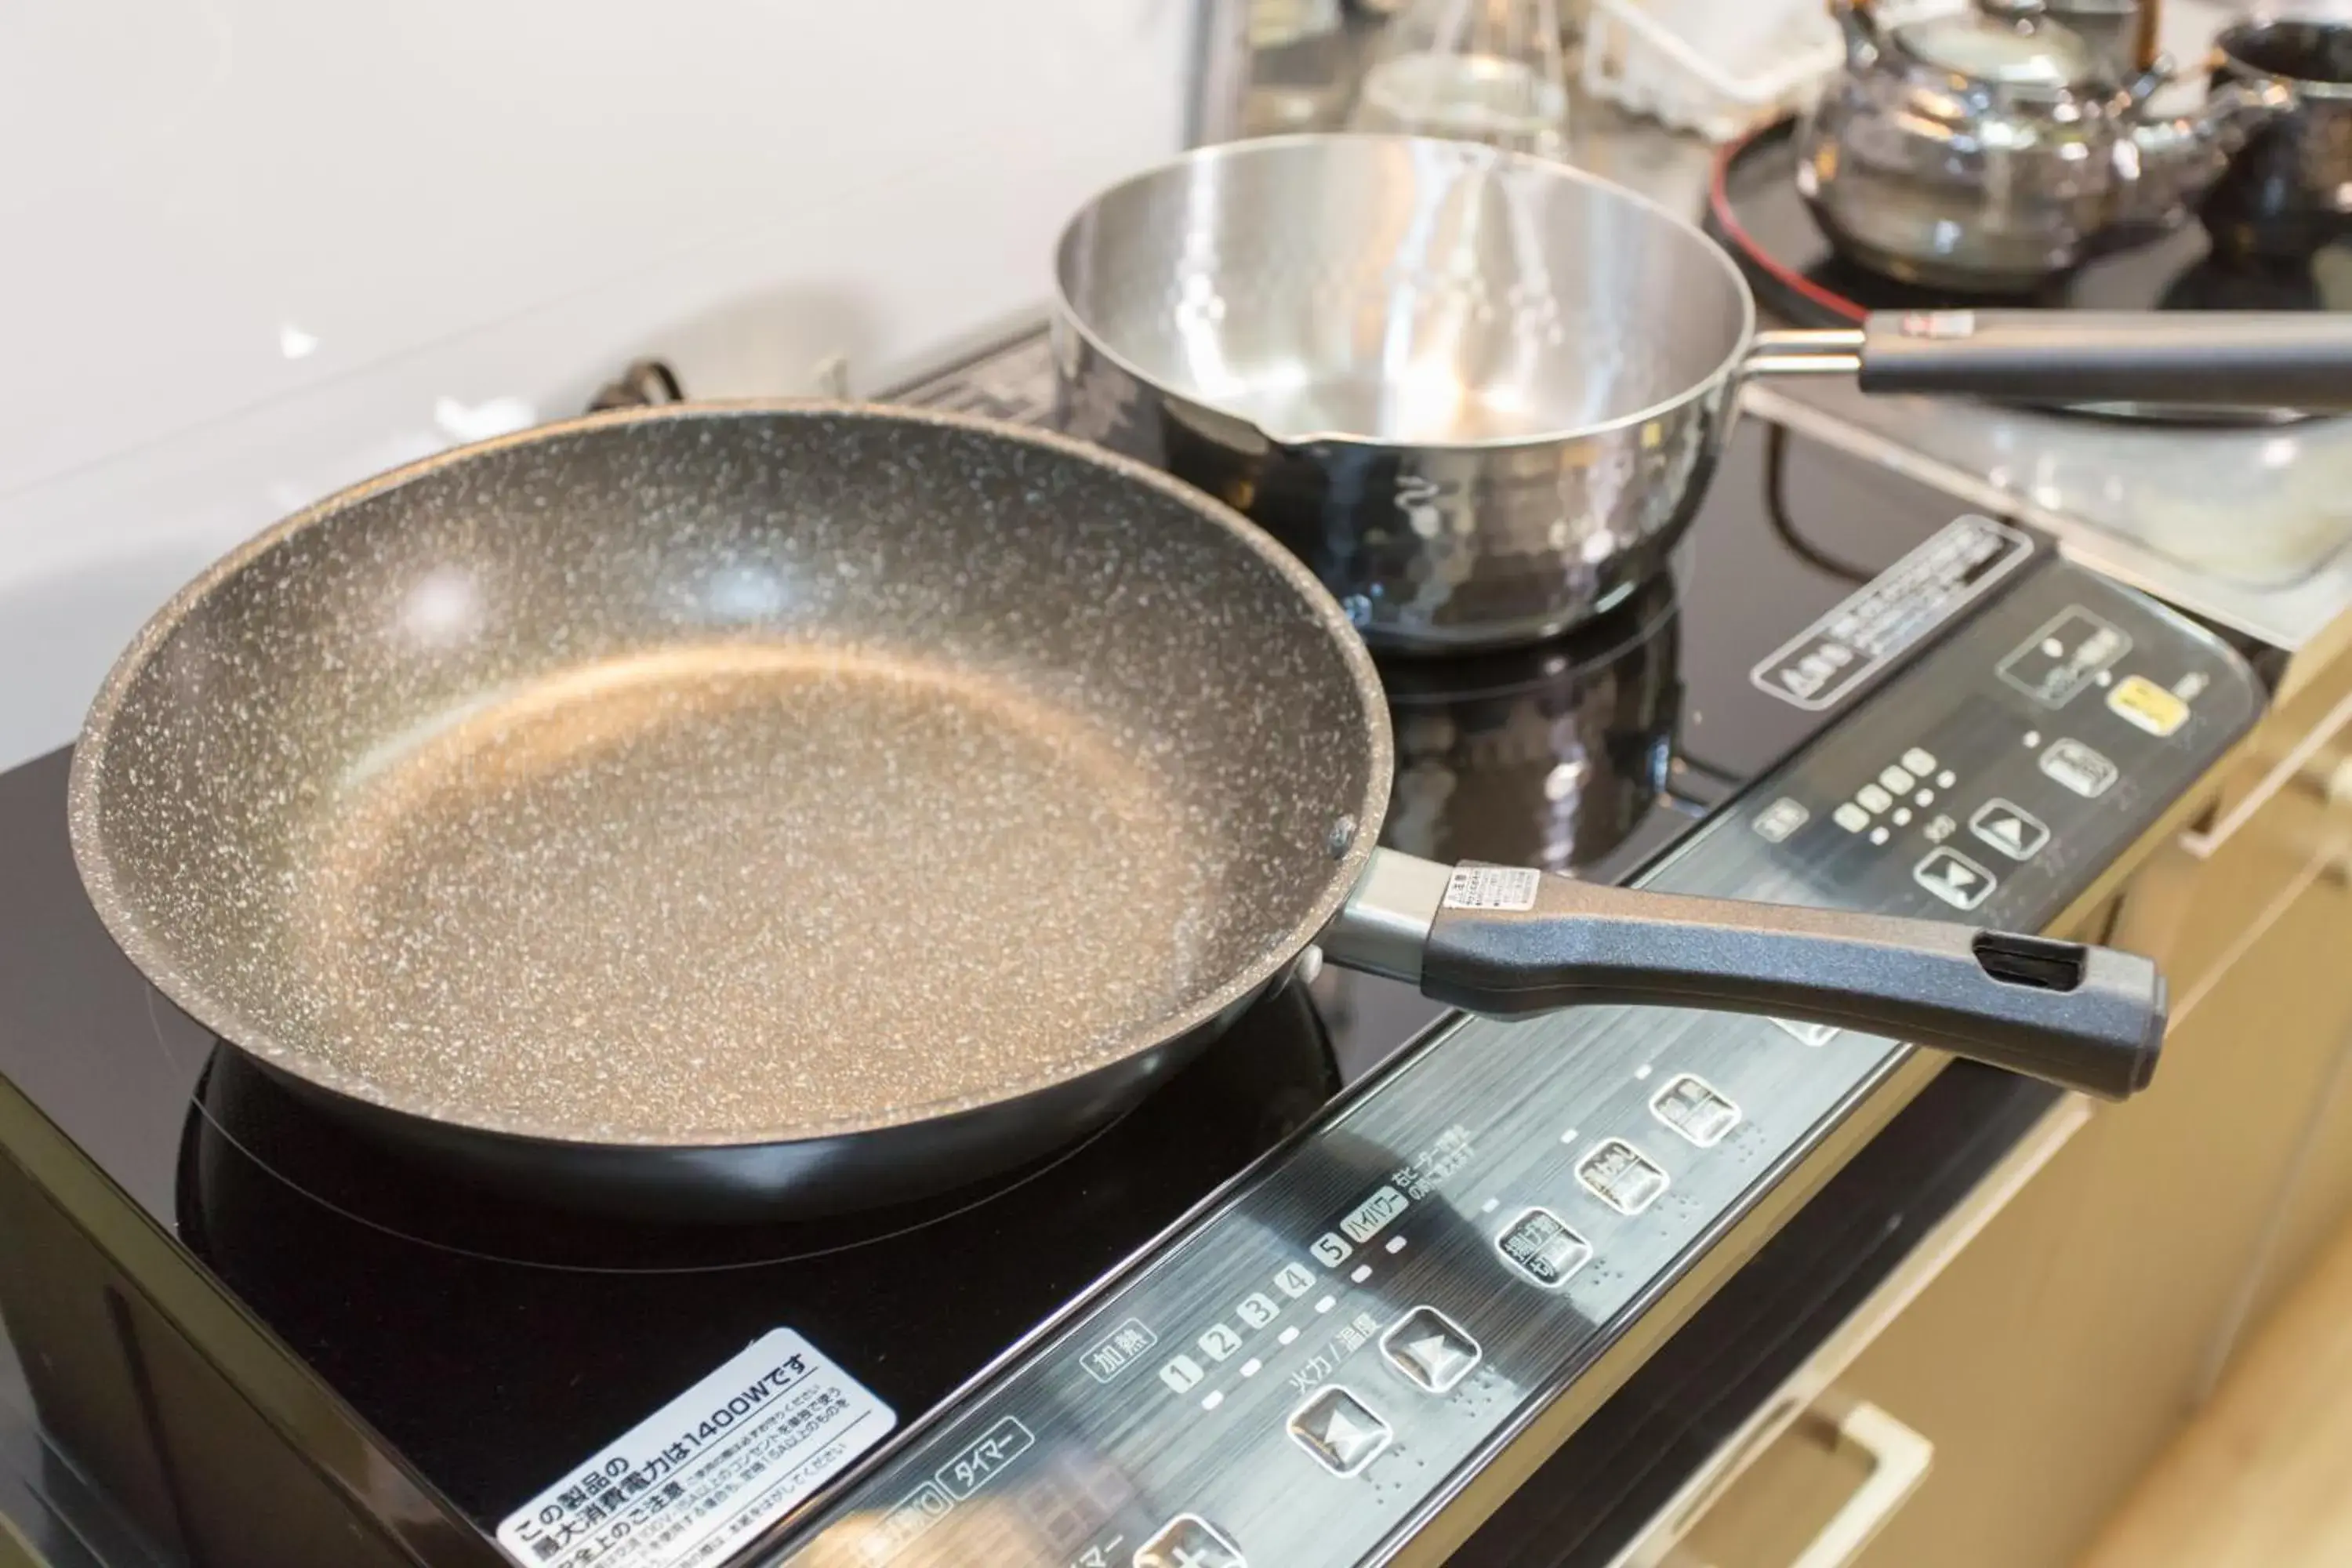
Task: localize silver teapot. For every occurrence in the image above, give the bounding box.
[1798,0,2293,291]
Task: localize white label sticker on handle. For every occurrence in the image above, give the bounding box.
[496,1329,893,1568]
[1899,309,1977,339]
[1443,866,1541,912]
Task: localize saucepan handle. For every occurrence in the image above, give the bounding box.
[1321,855,2165,1099]
[1744,312,2352,410]
[1855,310,2352,410]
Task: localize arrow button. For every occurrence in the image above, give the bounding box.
[1913,848,1996,910]
[1286,1386,1393,1476]
[1969,798,2050,862]
[1380,1306,1483,1395]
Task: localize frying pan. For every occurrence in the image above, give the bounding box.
[70,405,2164,1221]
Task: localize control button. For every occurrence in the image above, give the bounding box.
[1969,798,2049,862]
[1914,848,1995,910]
[1833,802,1871,833]
[1577,1138,1671,1215]
[1998,607,2132,707]
[1752,797,1809,843]
[1857,783,1894,813]
[1773,1018,1841,1047]
[2107,674,2189,737]
[1495,1207,1592,1287]
[1272,1262,1316,1299]
[1311,1232,1351,1268]
[1902,747,1937,775]
[1135,1513,1247,1568]
[1196,1323,1243,1362]
[2040,738,2118,798]
[1879,764,1916,794]
[1652,1073,1741,1147]
[1234,1293,1279,1330]
[1158,1355,1205,1395]
[1286,1385,1392,1476]
[1380,1307,1482,1395]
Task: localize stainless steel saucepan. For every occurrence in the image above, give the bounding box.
[72,405,2166,1221]
[1052,132,2352,652]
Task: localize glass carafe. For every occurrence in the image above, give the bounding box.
[1347,0,1572,158]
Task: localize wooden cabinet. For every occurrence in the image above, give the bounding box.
[1635,652,2352,1568]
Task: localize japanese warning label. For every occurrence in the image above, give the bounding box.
[497,1329,894,1567]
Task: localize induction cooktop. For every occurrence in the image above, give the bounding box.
[0,334,2264,1568]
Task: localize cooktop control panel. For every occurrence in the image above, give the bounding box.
[774,557,2258,1568]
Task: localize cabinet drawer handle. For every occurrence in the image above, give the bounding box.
[2180,688,2352,862]
[1784,1397,1935,1568]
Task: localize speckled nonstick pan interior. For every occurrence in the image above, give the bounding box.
[69,404,2169,1221]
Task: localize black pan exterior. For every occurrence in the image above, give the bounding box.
[245,979,1283,1223]
[70,404,1390,1218]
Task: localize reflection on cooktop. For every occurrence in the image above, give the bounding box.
[1377,576,1682,874]
[180,978,1340,1274]
[2161,245,2352,311]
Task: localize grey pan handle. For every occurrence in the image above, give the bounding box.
[1321,855,2165,1100]
[1746,311,2352,412]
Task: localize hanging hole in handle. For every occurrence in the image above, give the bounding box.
[1973,933,2088,991]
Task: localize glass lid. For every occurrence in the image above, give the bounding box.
[1896,0,2100,86]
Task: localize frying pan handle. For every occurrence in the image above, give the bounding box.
[1325,856,2164,1099]
[1849,310,2352,411]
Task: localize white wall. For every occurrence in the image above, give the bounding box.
[0,0,1191,764]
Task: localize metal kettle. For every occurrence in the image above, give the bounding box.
[1798,0,2293,291]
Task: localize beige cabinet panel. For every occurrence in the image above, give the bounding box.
[2234,998,2352,1358]
[1820,702,2352,1568]
[1617,870,2349,1568]
[1600,655,2352,1568]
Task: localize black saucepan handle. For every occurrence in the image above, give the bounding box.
[1320,854,2164,1100]
[1853,310,2352,411]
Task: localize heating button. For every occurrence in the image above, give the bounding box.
[1285,1385,1392,1477]
[1134,1514,1247,1568]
